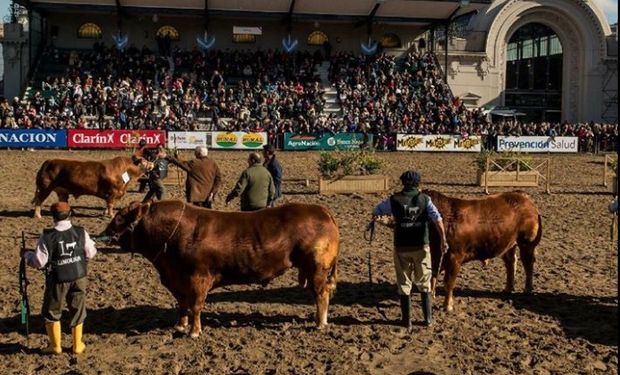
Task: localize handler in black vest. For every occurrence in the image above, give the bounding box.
[372,171,449,328]
[21,202,97,354]
[143,145,168,202]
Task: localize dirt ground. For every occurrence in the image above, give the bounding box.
[0,149,617,375]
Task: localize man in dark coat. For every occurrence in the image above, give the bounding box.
[168,146,222,208]
[263,144,283,206]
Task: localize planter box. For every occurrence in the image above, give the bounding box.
[319,175,389,194]
[477,170,540,187]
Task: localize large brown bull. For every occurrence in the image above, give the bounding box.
[425,190,543,312]
[103,201,340,337]
[32,157,151,218]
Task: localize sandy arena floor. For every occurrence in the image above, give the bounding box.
[0,150,617,375]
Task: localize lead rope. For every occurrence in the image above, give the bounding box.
[364,220,388,320]
[151,202,186,264]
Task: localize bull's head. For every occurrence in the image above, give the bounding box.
[101,201,152,246]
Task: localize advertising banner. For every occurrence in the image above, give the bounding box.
[283,133,373,151]
[211,132,268,150]
[168,132,208,150]
[497,136,578,153]
[396,134,482,152]
[67,130,166,148]
[0,129,67,148]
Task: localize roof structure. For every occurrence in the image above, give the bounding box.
[20,0,491,24]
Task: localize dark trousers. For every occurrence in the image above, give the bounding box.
[144,179,165,202]
[42,277,87,326]
[192,201,212,209]
[138,177,149,193]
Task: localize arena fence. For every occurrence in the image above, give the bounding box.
[0,129,616,154]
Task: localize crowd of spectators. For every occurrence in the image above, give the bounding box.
[0,43,616,152]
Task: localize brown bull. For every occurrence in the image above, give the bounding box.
[32,157,151,218]
[103,201,340,337]
[426,190,543,312]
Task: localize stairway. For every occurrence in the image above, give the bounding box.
[316,61,342,116]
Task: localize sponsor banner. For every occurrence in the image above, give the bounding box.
[233,26,262,35]
[283,133,373,151]
[497,136,578,153]
[396,134,481,152]
[168,132,208,150]
[67,130,166,148]
[211,132,267,149]
[0,129,67,148]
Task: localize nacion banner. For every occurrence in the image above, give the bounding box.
[283,133,373,151]
[0,129,67,148]
[211,132,267,149]
[396,134,481,152]
[168,132,209,150]
[67,130,166,148]
[497,136,578,153]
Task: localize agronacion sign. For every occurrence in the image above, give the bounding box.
[211,132,267,149]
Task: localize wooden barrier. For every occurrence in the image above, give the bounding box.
[481,157,551,195]
[163,165,184,187]
[604,154,617,193]
[319,175,389,194]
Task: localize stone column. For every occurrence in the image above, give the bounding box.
[1,22,29,99]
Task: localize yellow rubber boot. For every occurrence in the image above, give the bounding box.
[72,323,86,354]
[43,321,62,354]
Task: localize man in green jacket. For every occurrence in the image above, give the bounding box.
[226,152,276,212]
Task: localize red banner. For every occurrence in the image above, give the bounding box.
[67,130,166,149]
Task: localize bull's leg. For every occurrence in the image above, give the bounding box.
[518,245,536,293]
[175,300,190,333]
[313,280,331,329]
[32,187,53,219]
[188,275,212,338]
[55,188,70,203]
[105,200,116,217]
[443,253,461,312]
[502,246,518,294]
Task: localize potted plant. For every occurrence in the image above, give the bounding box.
[318,151,389,194]
[473,150,540,187]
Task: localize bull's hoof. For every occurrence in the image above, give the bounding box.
[316,323,328,330]
[189,331,201,339]
[502,287,514,294]
[524,286,534,294]
[174,324,188,333]
[444,305,454,313]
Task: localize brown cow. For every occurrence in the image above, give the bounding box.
[102,201,340,337]
[32,156,152,218]
[425,190,542,312]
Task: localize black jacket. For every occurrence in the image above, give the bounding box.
[264,156,283,199]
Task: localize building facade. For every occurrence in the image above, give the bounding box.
[1,0,617,123]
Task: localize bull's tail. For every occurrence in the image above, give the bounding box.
[533,214,543,246]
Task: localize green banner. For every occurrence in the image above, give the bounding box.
[283,133,373,151]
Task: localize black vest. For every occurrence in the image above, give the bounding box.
[153,158,169,179]
[390,190,430,247]
[43,225,87,283]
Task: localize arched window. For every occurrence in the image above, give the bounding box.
[381,34,402,49]
[307,31,328,46]
[505,23,563,122]
[77,23,102,39]
[156,25,180,41]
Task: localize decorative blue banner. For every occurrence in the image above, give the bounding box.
[0,129,67,148]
